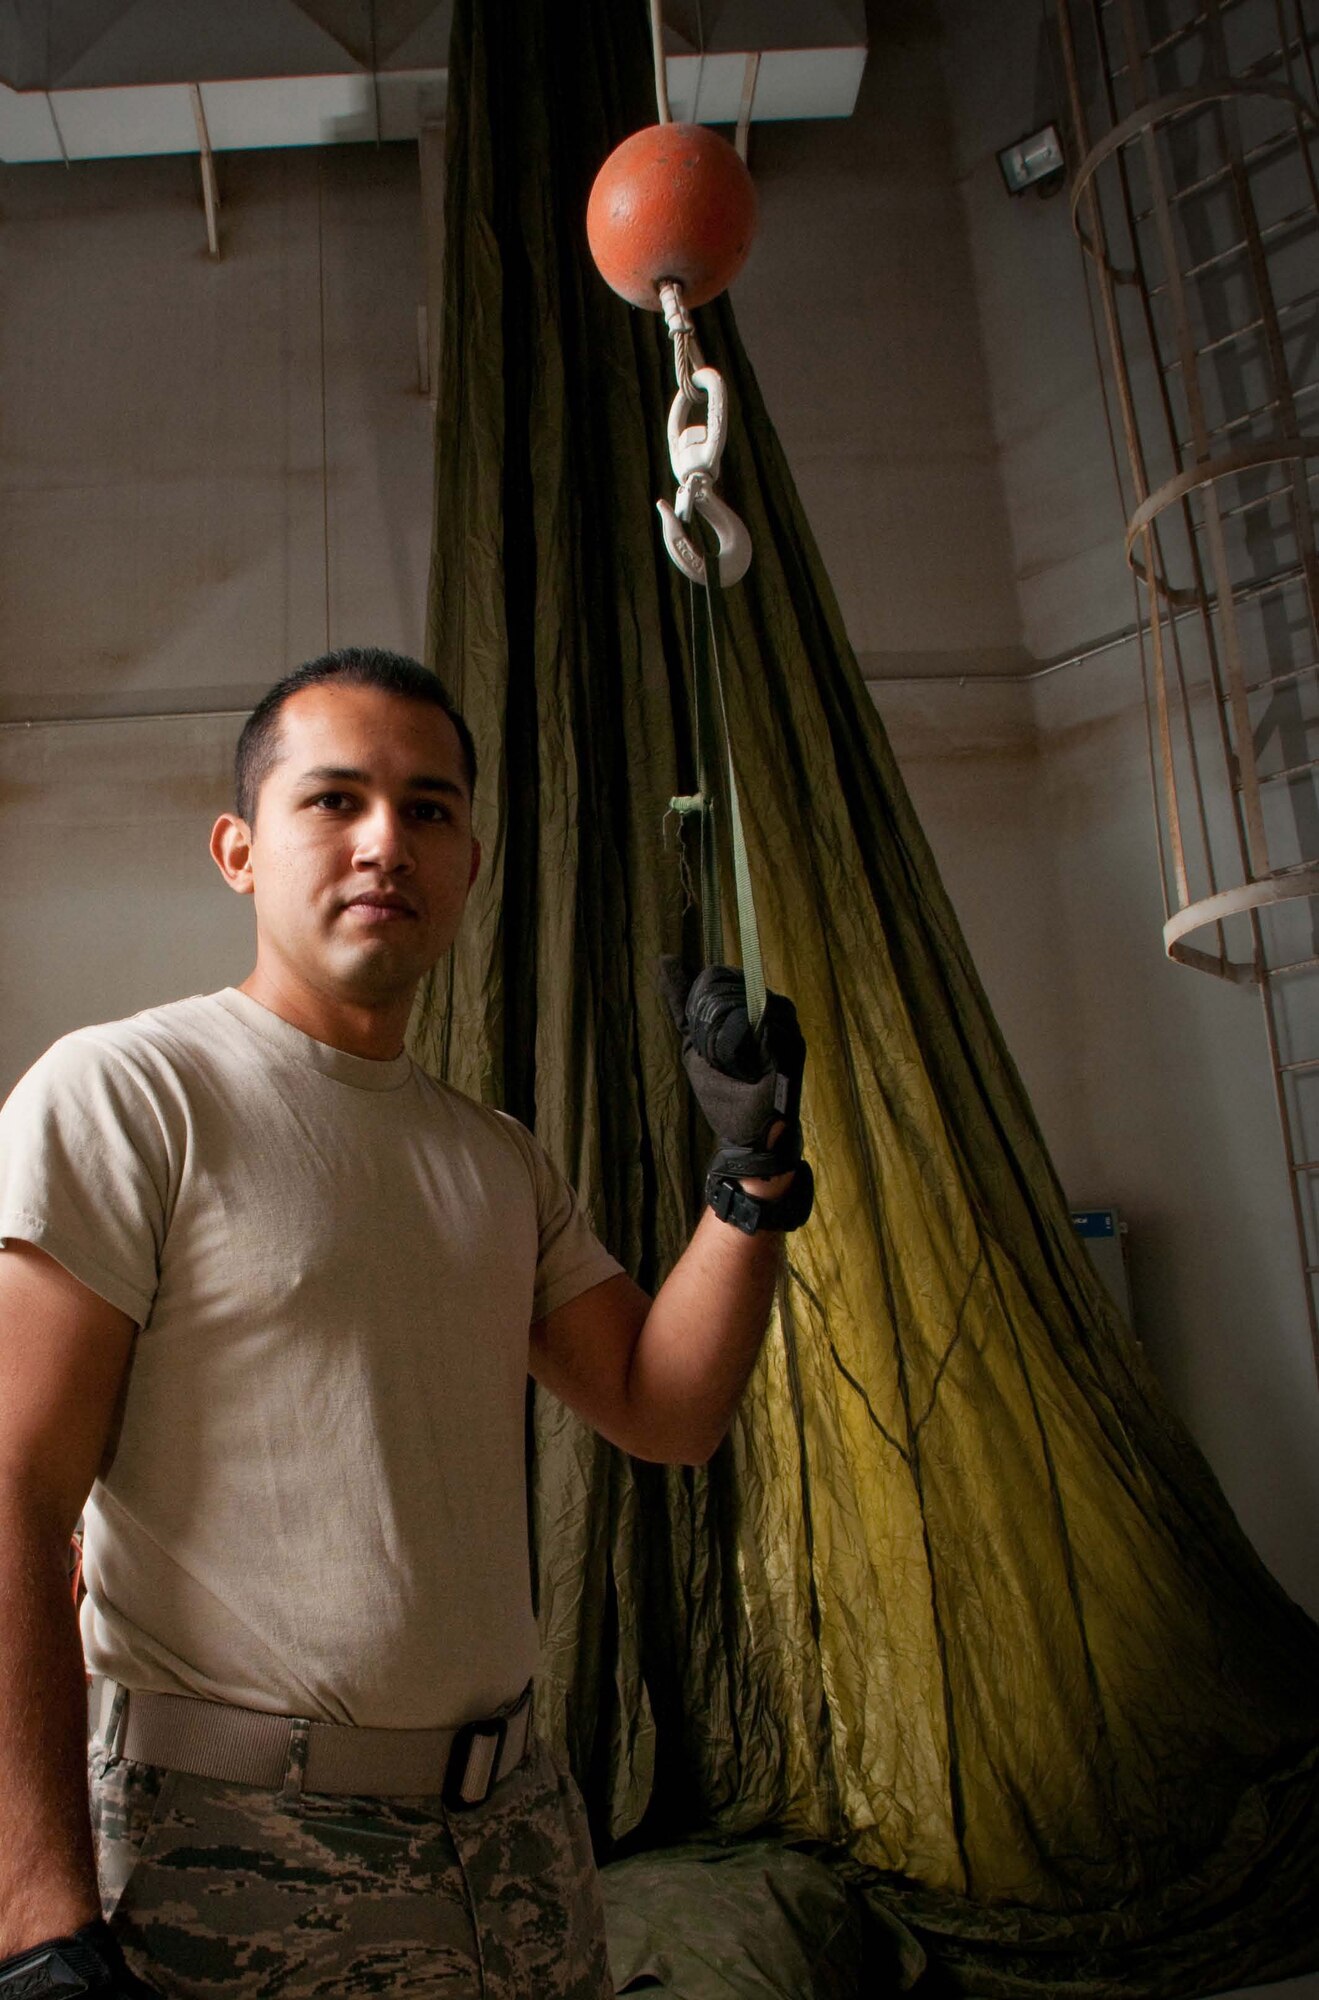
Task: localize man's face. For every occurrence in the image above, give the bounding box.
[218,683,480,1012]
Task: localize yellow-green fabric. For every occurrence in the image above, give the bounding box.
[419,0,1319,1990]
[600,1840,923,1996]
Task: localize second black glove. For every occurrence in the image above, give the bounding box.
[0,1919,162,1998]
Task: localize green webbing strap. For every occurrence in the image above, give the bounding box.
[695,521,767,1029]
[689,572,724,973]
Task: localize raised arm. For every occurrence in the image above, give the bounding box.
[0,1242,136,1956]
[530,963,813,1465]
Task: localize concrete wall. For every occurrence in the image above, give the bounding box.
[0,717,249,1082]
[732,0,1029,682]
[0,142,431,724]
[0,140,431,1074]
[1031,654,1319,1602]
[1,0,1316,1624]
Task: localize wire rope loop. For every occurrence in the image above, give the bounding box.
[675,333,698,406]
[659,280,705,404]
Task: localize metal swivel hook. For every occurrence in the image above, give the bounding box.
[667,367,729,486]
[658,365,753,587]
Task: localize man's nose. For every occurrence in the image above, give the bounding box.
[353,803,414,871]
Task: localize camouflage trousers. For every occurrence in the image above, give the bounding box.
[89,1734,613,1998]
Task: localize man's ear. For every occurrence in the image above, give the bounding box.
[210,814,255,896]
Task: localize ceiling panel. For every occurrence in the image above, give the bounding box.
[0,0,864,158]
[1,0,362,87]
[291,0,452,68]
[285,0,373,68]
[378,1,452,72]
[666,0,865,51]
[45,0,140,87]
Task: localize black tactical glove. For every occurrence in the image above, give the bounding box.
[659,959,814,1232]
[0,1919,162,1997]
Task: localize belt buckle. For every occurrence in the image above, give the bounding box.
[443,1714,508,1811]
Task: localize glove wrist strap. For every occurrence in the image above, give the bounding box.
[705,1160,815,1234]
[707,1127,803,1184]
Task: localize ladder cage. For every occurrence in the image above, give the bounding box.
[1056,0,1319,1364]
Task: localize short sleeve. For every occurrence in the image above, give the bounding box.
[0,1032,175,1324]
[497,1119,624,1322]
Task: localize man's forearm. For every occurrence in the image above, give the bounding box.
[622,1204,785,1464]
[0,1503,100,1955]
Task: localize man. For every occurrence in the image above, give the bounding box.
[0,648,811,1998]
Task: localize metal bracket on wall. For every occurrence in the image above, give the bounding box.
[189,85,220,258]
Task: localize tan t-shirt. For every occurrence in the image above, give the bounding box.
[0,989,622,1726]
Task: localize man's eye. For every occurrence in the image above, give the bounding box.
[409,800,451,823]
[311,792,354,811]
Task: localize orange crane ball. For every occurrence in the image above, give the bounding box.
[586,122,758,311]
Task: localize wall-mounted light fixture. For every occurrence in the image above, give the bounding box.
[997,123,1065,196]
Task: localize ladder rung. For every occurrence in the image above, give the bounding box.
[1148,559,1306,646]
[1130,127,1297,221]
[1179,377,1319,456]
[1233,756,1319,789]
[1235,565,1310,619]
[1189,464,1319,531]
[1162,287,1319,369]
[1236,659,1319,702]
[1262,857,1319,880]
[1228,37,1319,96]
[1101,0,1253,77]
[1113,22,1312,101]
[1280,1057,1319,1073]
[1291,1160,1319,1174]
[1268,957,1319,977]
[1147,204,1318,296]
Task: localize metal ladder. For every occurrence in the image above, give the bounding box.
[1057,0,1319,1371]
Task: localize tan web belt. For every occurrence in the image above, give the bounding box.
[89,1676,533,1808]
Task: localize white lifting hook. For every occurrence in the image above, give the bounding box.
[657,484,752,590]
[657,365,753,589]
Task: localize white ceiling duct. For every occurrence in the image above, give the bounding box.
[0,0,866,163]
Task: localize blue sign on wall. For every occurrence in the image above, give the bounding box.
[1071,1209,1117,1240]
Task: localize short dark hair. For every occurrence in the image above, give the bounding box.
[234,647,477,825]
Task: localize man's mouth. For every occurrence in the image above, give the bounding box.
[343,894,419,922]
